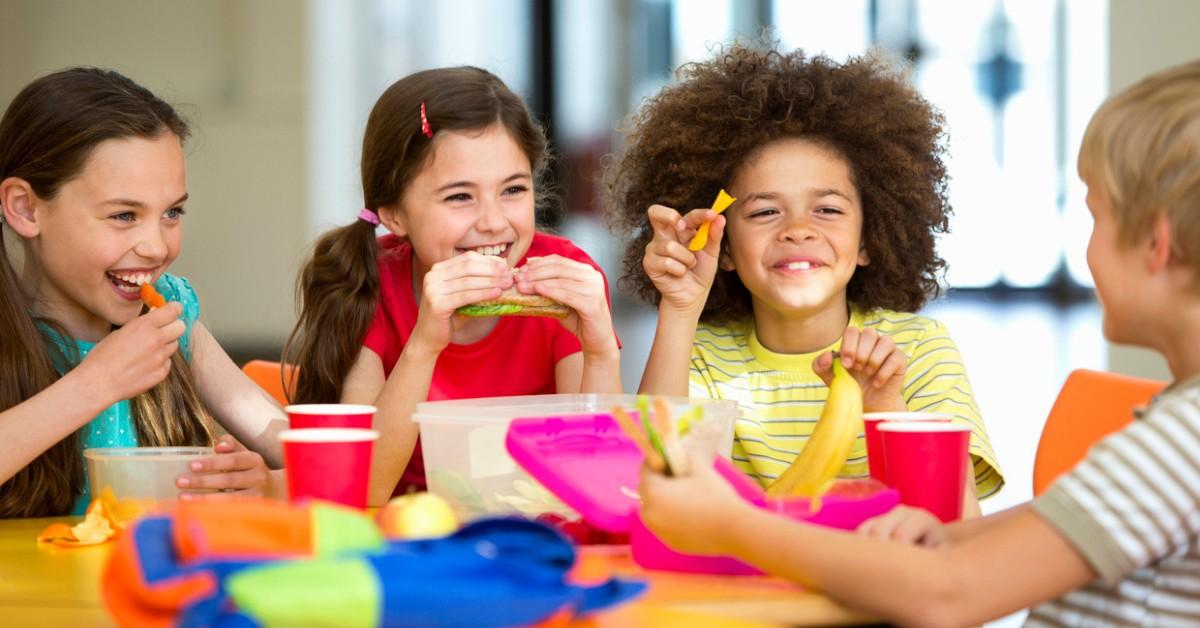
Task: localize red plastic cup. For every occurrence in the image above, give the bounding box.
[285,404,375,430]
[862,412,952,484]
[878,422,971,523]
[280,428,379,509]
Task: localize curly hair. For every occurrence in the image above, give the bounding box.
[604,43,951,323]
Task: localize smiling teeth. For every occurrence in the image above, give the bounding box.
[110,272,153,285]
[785,261,814,271]
[472,245,506,256]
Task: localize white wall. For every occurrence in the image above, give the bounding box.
[1103,0,1200,381]
[0,0,308,349]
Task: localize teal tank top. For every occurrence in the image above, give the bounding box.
[40,274,202,515]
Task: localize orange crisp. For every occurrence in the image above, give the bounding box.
[140,282,167,309]
[37,487,148,547]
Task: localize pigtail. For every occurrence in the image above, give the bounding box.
[0,227,84,517]
[284,220,381,404]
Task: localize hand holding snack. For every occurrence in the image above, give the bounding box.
[75,302,185,403]
[410,251,513,354]
[511,255,618,356]
[644,203,726,316]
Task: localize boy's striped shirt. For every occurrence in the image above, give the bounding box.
[1027,377,1200,626]
[689,308,1003,497]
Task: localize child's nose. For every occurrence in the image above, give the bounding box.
[779,213,817,242]
[133,224,169,261]
[475,198,508,233]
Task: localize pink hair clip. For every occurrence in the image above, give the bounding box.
[420,101,433,138]
[358,208,380,226]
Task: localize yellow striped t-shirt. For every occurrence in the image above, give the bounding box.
[689,308,1004,498]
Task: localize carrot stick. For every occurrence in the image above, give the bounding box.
[654,398,690,475]
[613,406,666,473]
[638,396,673,476]
[140,283,166,309]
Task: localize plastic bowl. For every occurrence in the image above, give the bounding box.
[415,394,737,521]
[84,446,214,505]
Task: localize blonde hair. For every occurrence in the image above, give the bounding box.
[1079,60,1200,277]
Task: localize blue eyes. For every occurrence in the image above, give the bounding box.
[109,207,186,223]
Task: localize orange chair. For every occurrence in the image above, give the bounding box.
[241,360,298,407]
[1032,368,1166,496]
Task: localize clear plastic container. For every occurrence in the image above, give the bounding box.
[413,394,737,521]
[84,446,214,505]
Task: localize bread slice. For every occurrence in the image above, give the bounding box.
[457,288,570,319]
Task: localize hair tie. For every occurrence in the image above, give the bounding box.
[358,208,380,226]
[420,101,433,138]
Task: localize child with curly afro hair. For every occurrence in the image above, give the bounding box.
[605,42,1003,512]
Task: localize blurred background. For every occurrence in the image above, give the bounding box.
[1,3,1197,620]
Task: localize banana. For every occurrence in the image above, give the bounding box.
[766,358,864,498]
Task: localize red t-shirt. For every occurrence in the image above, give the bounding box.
[362,232,614,493]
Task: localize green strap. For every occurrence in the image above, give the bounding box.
[226,558,382,627]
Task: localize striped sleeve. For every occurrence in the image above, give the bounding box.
[689,347,720,399]
[1031,392,1200,585]
[899,318,1004,498]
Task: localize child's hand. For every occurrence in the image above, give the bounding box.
[514,255,618,357]
[77,302,185,404]
[411,251,513,353]
[638,454,750,556]
[643,204,726,316]
[813,327,907,412]
[856,505,947,548]
[177,434,275,499]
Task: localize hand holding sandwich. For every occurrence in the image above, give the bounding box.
[409,251,513,355]
[513,255,619,358]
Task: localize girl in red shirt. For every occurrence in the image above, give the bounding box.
[285,67,621,505]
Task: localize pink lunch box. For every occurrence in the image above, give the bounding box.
[505,413,899,575]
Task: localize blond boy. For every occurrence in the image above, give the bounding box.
[639,60,1200,627]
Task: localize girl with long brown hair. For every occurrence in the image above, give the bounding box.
[285,67,621,506]
[0,67,287,517]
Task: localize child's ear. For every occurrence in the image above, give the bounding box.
[1146,212,1173,273]
[857,246,871,267]
[0,177,42,238]
[376,204,407,238]
[718,247,736,271]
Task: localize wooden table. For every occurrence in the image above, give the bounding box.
[0,517,877,627]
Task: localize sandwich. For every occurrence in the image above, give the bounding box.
[456,287,570,319]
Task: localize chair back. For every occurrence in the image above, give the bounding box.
[241,360,297,407]
[1033,368,1166,496]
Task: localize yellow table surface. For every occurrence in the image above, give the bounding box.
[0,516,877,627]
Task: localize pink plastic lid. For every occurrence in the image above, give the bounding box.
[505,413,766,533]
[505,413,642,532]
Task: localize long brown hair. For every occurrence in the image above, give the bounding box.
[0,67,215,517]
[284,67,553,404]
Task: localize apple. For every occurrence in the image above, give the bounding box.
[376,492,459,539]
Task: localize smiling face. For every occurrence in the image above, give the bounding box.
[383,123,536,281]
[724,137,869,324]
[22,133,187,341]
